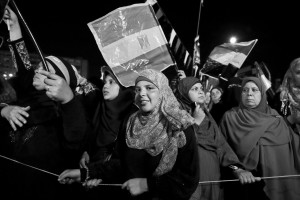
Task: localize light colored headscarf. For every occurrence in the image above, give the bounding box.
[126,69,196,176]
[280,58,300,116]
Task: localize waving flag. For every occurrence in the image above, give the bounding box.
[148,1,194,74]
[255,61,272,90]
[200,39,258,79]
[192,35,201,77]
[88,3,175,87]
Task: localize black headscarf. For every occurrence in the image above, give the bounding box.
[176,77,241,166]
[176,77,200,112]
[92,66,135,149]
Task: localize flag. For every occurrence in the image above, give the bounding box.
[145,0,157,6]
[193,35,201,66]
[149,1,194,74]
[200,73,219,91]
[255,62,272,91]
[192,35,200,77]
[209,39,257,68]
[88,3,175,87]
[200,39,258,79]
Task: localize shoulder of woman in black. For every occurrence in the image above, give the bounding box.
[146,125,200,200]
[86,103,138,182]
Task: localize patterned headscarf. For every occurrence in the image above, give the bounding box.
[280,58,300,116]
[126,69,196,176]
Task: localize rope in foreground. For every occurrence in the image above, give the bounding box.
[1,154,299,186]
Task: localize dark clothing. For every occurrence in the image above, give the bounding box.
[176,77,243,200]
[209,101,227,125]
[219,77,300,200]
[80,66,135,166]
[218,77,242,111]
[0,38,87,200]
[190,112,243,200]
[88,122,199,200]
[284,118,300,173]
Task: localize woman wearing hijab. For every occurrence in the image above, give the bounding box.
[175,77,258,200]
[220,76,300,200]
[0,7,88,200]
[279,57,300,176]
[58,69,200,200]
[209,86,227,125]
[79,65,136,169]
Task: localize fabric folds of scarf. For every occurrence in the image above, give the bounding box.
[176,77,200,111]
[176,77,240,166]
[220,77,291,170]
[93,87,134,148]
[280,58,300,118]
[93,67,135,148]
[126,69,195,176]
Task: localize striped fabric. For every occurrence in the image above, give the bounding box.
[150,2,194,73]
[88,3,175,87]
[200,39,258,79]
[207,39,258,69]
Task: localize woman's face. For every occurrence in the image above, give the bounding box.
[241,81,262,108]
[211,88,222,104]
[102,75,120,100]
[188,83,206,104]
[135,80,160,113]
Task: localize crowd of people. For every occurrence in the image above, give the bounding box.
[0,4,300,200]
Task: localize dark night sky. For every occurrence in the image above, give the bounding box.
[0,0,299,80]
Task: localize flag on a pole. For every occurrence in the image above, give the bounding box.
[193,35,201,66]
[149,1,194,74]
[200,39,258,78]
[255,62,272,91]
[192,35,201,77]
[209,39,257,68]
[88,3,175,87]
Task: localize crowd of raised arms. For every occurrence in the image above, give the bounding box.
[0,5,300,200]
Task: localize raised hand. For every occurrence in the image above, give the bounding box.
[3,6,22,40]
[37,69,74,104]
